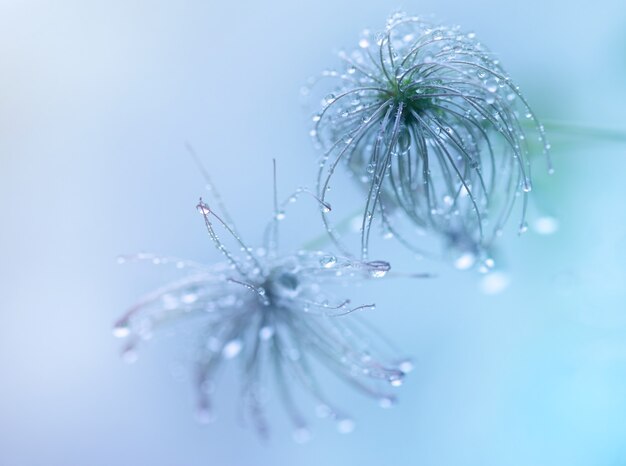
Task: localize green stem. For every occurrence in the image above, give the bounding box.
[539,119,626,142]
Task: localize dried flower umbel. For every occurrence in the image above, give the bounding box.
[114,165,411,441]
[311,12,552,269]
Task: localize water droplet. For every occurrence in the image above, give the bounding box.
[196,202,210,215]
[519,222,529,234]
[366,163,376,174]
[485,78,498,93]
[259,326,275,341]
[222,340,243,359]
[337,418,355,434]
[275,211,286,221]
[181,293,198,304]
[366,260,390,278]
[395,128,411,156]
[312,114,321,122]
[454,252,476,270]
[320,255,337,268]
[358,38,370,49]
[399,359,414,373]
[388,372,404,387]
[533,216,559,235]
[443,195,454,206]
[113,323,130,338]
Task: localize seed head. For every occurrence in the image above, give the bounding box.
[311,12,552,267]
[114,171,409,440]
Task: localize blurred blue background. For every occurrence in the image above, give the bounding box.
[1,1,626,465]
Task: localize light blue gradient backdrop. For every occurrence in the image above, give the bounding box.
[1,1,626,465]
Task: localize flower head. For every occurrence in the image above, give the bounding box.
[114,167,410,440]
[311,12,552,268]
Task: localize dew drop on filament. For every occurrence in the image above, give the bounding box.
[336,418,356,434]
[320,255,337,268]
[519,222,529,234]
[181,293,198,304]
[454,252,476,270]
[398,359,414,373]
[388,372,404,387]
[366,260,390,278]
[196,202,210,215]
[259,326,275,341]
[222,340,243,359]
[113,323,130,338]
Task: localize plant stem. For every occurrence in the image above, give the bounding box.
[539,120,626,142]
